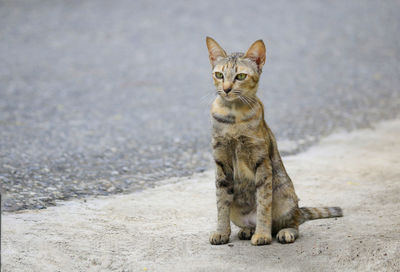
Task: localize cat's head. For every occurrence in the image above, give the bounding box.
[206,37,266,102]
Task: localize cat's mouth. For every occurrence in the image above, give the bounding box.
[221,94,238,101]
[218,91,239,102]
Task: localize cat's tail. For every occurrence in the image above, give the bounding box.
[299,207,343,223]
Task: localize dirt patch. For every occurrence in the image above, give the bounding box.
[2,120,400,271]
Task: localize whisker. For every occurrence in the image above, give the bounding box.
[238,95,246,105]
[200,96,217,107]
[243,95,258,108]
[199,90,216,103]
[239,95,250,107]
[199,93,212,102]
[240,95,257,116]
[244,95,257,103]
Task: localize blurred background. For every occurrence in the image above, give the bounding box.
[1,0,399,211]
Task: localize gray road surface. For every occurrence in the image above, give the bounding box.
[1,0,399,211]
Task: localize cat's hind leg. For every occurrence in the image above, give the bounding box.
[238,227,255,240]
[276,227,298,244]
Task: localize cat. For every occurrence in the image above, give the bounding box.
[206,37,343,246]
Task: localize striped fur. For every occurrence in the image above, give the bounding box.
[206,37,343,246]
[299,207,343,223]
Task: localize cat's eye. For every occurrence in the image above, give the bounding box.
[235,73,247,80]
[214,72,224,79]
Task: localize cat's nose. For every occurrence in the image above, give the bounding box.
[224,88,232,94]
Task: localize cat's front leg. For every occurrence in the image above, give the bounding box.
[251,159,273,246]
[209,158,233,245]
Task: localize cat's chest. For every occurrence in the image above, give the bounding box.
[212,119,247,139]
[211,110,260,139]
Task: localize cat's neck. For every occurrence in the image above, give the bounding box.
[215,95,259,111]
[211,95,263,126]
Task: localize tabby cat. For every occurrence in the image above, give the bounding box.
[206,37,342,246]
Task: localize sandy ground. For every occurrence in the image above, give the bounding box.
[2,120,400,272]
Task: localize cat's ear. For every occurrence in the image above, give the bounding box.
[206,37,227,66]
[244,40,266,71]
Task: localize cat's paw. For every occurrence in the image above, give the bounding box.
[209,231,230,245]
[238,228,254,240]
[251,232,272,246]
[276,229,297,244]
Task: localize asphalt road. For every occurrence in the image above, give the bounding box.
[1,0,399,211]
